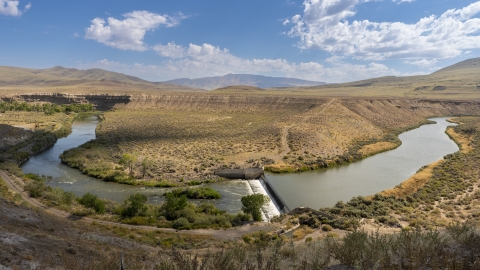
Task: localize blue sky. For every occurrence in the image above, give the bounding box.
[1,0,480,83]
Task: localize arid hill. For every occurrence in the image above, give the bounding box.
[0,66,202,94]
[214,57,480,100]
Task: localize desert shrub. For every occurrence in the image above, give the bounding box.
[24,181,46,198]
[376,215,400,227]
[42,187,75,206]
[231,212,252,225]
[173,217,190,230]
[122,216,155,226]
[322,224,333,232]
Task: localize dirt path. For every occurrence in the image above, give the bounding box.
[278,98,336,157]
[0,170,274,240]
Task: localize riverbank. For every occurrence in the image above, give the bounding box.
[380,123,473,198]
[0,112,78,174]
[294,117,480,231]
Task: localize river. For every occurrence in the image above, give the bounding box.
[21,115,255,215]
[265,117,458,210]
[21,116,458,217]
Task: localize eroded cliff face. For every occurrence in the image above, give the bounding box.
[3,92,480,116]
[120,93,326,113]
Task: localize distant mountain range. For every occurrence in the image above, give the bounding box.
[0,66,202,92]
[164,74,326,90]
[276,57,480,99]
[1,57,479,99]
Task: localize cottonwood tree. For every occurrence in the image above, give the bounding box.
[119,153,137,175]
[160,193,188,220]
[140,157,153,178]
[241,194,270,222]
[122,194,148,217]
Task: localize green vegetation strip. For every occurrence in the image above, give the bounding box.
[164,187,221,199]
[0,101,94,115]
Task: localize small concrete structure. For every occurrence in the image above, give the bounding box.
[214,168,264,180]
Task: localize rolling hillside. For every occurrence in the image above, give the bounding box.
[209,57,480,99]
[276,57,480,99]
[0,66,202,94]
[164,74,326,90]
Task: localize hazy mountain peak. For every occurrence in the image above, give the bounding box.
[164,74,326,90]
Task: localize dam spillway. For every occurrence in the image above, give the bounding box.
[246,179,281,221]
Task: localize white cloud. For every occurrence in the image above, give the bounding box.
[0,0,30,16]
[392,0,415,4]
[404,58,437,67]
[85,11,184,51]
[81,42,401,83]
[153,42,185,58]
[287,1,480,61]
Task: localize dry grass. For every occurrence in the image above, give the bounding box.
[446,126,473,153]
[358,141,398,157]
[381,160,441,198]
[292,225,314,240]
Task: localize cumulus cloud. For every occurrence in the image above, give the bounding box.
[82,41,400,83]
[287,0,480,62]
[0,0,30,16]
[85,11,184,51]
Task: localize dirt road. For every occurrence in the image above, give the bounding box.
[0,170,274,240]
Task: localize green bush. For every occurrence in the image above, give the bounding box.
[122,194,148,217]
[160,193,188,220]
[322,224,333,232]
[164,187,221,199]
[79,193,106,214]
[24,181,46,198]
[122,216,155,226]
[173,217,190,230]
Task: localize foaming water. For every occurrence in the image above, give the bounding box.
[248,180,281,221]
